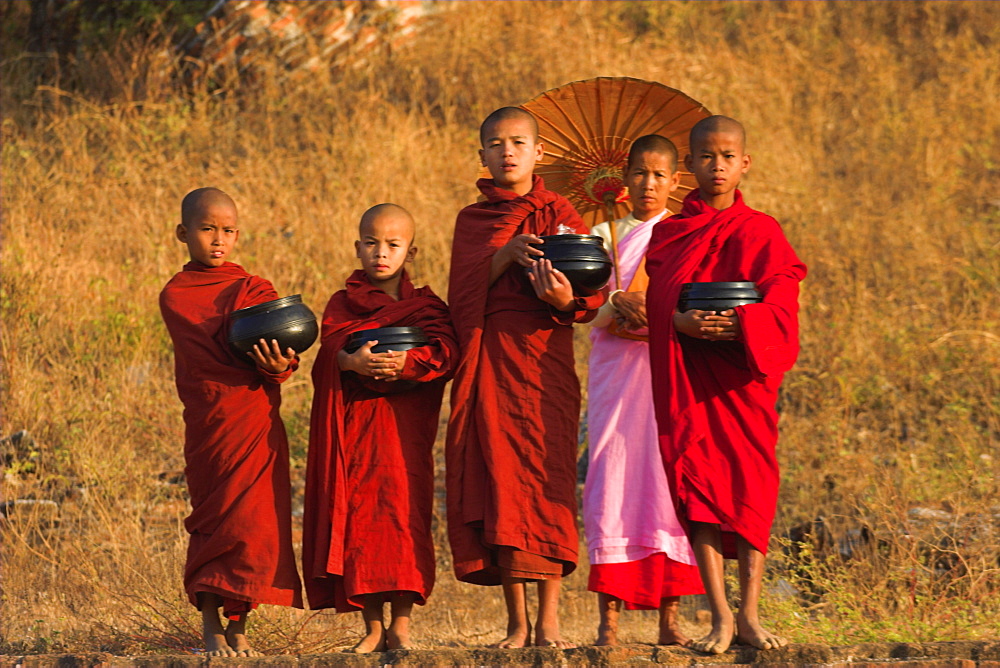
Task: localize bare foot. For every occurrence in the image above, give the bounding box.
[536,636,576,649]
[349,629,386,654]
[595,593,620,646]
[657,625,691,647]
[736,615,787,650]
[657,599,691,646]
[204,631,237,657]
[689,615,734,655]
[225,619,260,657]
[202,611,236,657]
[493,629,530,649]
[536,624,576,649]
[596,620,618,646]
[386,626,411,650]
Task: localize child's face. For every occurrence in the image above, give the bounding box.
[626,151,681,221]
[685,131,751,200]
[479,117,544,194]
[175,203,239,267]
[355,213,417,287]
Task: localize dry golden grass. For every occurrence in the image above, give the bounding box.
[2,0,998,654]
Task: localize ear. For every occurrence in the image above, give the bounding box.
[175,224,188,243]
[406,245,418,262]
[741,153,752,174]
[684,153,694,173]
[354,240,361,258]
[534,140,545,161]
[478,148,486,166]
[667,170,682,193]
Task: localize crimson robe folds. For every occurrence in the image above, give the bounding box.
[446,176,604,585]
[645,190,807,557]
[160,261,303,612]
[303,270,457,611]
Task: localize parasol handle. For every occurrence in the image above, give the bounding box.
[603,193,622,290]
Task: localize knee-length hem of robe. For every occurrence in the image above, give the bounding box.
[160,261,303,610]
[446,176,604,586]
[645,190,807,558]
[583,211,703,609]
[303,270,458,612]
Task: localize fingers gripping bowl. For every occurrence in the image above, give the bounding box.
[527,234,613,296]
[343,326,430,354]
[228,294,319,356]
[677,281,761,313]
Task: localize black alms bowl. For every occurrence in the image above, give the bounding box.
[678,281,761,313]
[228,294,318,356]
[528,234,613,296]
[344,326,430,354]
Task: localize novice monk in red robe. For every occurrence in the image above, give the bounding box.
[646,116,807,655]
[303,203,458,653]
[160,187,303,657]
[446,107,604,649]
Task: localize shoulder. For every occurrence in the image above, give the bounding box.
[245,272,276,290]
[733,206,787,239]
[456,200,490,222]
[590,221,613,246]
[408,284,448,309]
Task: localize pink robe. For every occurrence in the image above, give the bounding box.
[583,213,702,608]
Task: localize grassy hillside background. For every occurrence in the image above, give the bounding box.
[1,0,998,654]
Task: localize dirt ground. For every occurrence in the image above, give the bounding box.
[5,640,1000,667]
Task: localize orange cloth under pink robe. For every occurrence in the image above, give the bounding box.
[303,270,458,611]
[160,261,303,613]
[646,190,807,557]
[446,175,604,585]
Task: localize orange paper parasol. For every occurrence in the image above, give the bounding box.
[516,77,711,286]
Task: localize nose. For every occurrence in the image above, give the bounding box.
[211,229,224,245]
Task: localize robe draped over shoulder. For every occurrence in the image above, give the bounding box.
[159,261,302,611]
[645,190,806,556]
[584,212,703,609]
[446,176,603,585]
[303,270,457,611]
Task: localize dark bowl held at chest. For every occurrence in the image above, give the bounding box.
[678,281,762,313]
[344,326,430,354]
[528,234,613,296]
[228,294,319,356]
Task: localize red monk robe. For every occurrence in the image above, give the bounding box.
[303,269,458,611]
[645,189,807,558]
[159,261,303,615]
[446,175,604,585]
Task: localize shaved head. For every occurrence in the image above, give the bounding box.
[480,106,539,146]
[181,187,236,227]
[627,134,678,172]
[690,115,746,152]
[359,203,415,243]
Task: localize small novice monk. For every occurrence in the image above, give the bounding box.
[302,203,458,653]
[646,116,807,654]
[583,135,704,647]
[159,187,303,657]
[446,107,604,649]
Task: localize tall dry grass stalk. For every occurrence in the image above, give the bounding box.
[2,0,998,652]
